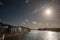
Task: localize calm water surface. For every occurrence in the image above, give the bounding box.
[6,30,60,40]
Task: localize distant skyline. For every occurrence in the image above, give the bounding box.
[0,0,60,28]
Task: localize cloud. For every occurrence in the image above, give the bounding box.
[22,22,26,24]
[33,9,40,14]
[32,9,39,13]
[0,2,3,5]
[25,19,29,22]
[25,0,29,3]
[32,21,37,24]
[38,23,43,25]
[32,6,45,14]
[46,23,49,25]
[0,19,2,21]
[51,0,57,2]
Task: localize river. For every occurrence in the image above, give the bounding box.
[5,30,60,40]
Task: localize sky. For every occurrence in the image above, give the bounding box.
[0,0,60,28]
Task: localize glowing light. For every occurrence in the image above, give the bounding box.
[46,9,51,14]
[44,31,57,40]
[46,9,51,15]
[48,31,53,35]
[43,8,53,20]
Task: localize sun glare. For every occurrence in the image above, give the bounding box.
[46,9,51,15]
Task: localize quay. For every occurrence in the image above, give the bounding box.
[0,22,30,40]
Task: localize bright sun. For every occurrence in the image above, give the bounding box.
[46,9,51,15]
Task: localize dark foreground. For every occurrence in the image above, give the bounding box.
[5,30,60,40]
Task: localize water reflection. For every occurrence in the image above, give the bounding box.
[6,30,60,40]
[29,30,58,40]
[44,31,57,40]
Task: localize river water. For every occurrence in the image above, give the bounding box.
[6,30,60,40]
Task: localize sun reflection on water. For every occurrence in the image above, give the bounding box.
[44,31,57,40]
